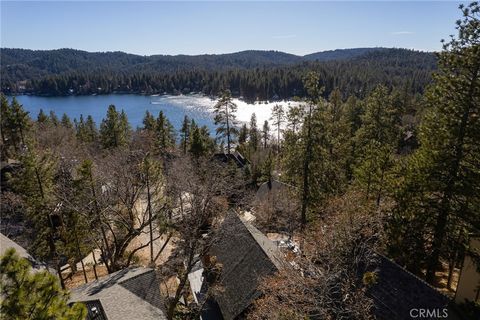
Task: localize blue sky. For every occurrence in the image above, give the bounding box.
[1,1,463,55]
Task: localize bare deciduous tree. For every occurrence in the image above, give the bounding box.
[163,156,247,319]
[249,190,385,320]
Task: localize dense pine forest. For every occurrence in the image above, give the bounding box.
[0,3,479,320]
[1,47,436,101]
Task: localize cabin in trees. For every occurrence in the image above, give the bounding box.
[212,151,249,169]
[186,213,459,320]
[69,267,166,320]
[188,211,284,319]
[367,255,451,319]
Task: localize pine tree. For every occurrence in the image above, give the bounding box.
[213,90,238,154]
[238,123,248,145]
[60,113,73,129]
[270,104,285,150]
[143,110,156,131]
[354,85,401,204]
[1,94,13,158]
[75,114,87,142]
[37,109,49,124]
[2,97,31,154]
[286,104,304,133]
[190,125,204,158]
[100,105,130,148]
[299,72,324,229]
[0,249,86,319]
[119,110,131,145]
[49,111,59,126]
[389,3,480,284]
[344,96,363,181]
[180,115,190,154]
[155,111,175,152]
[262,120,270,149]
[249,113,259,152]
[11,145,66,282]
[84,115,98,143]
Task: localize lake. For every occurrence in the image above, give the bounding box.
[8,94,297,135]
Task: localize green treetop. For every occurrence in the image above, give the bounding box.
[0,248,86,320]
[214,90,238,154]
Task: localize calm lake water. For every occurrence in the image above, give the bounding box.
[8,94,298,136]
[9,94,219,133]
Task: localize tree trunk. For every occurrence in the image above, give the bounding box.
[167,241,196,320]
[145,159,154,264]
[226,104,231,154]
[88,168,113,274]
[300,104,313,231]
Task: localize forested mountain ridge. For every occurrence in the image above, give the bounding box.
[1,47,437,101]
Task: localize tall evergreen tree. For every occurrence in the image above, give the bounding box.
[12,146,64,280]
[270,104,285,150]
[300,72,324,229]
[249,113,259,152]
[189,125,204,158]
[119,110,131,144]
[344,96,363,181]
[11,98,30,148]
[100,105,130,148]
[213,90,238,154]
[389,3,480,284]
[60,113,73,129]
[143,110,156,131]
[1,97,31,154]
[180,115,190,154]
[354,85,401,204]
[84,115,98,143]
[49,111,59,126]
[155,110,175,152]
[75,114,87,142]
[1,94,13,158]
[37,109,49,124]
[238,123,248,145]
[262,120,270,149]
[286,104,304,133]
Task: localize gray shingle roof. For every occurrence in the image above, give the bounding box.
[0,232,51,272]
[213,152,249,168]
[70,267,166,320]
[210,212,283,320]
[369,255,450,320]
[0,233,31,259]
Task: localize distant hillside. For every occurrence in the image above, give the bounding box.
[0,47,437,100]
[303,48,390,61]
[0,47,433,77]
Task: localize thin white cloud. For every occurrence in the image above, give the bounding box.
[272,34,297,39]
[391,31,415,35]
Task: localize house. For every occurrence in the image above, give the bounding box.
[212,151,249,169]
[0,232,53,273]
[368,255,452,320]
[455,236,480,304]
[192,211,284,320]
[187,212,458,320]
[69,267,167,320]
[255,179,297,209]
